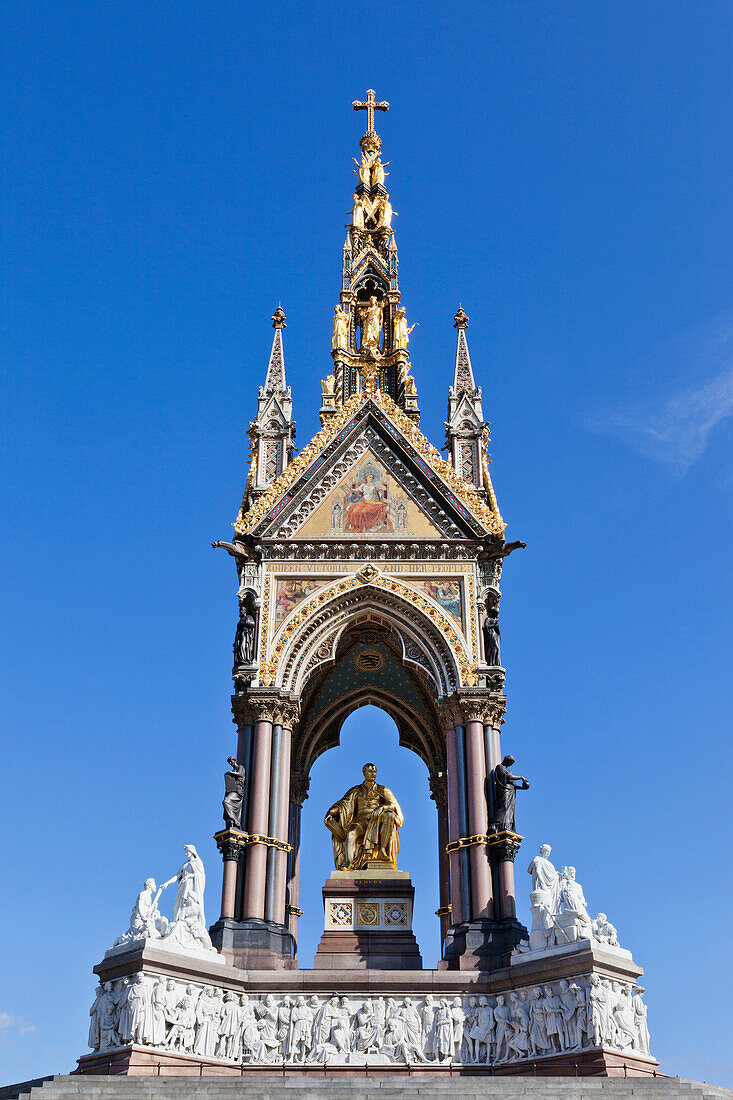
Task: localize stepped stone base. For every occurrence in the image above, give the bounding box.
[76,1045,659,1078]
[3,1073,733,1099]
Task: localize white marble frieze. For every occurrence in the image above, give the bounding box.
[87,975,651,1066]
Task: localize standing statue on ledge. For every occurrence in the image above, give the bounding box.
[393,306,418,350]
[359,296,383,353]
[325,762,404,870]
[331,306,349,350]
[223,756,246,829]
[490,754,530,833]
[482,600,501,666]
[233,592,257,665]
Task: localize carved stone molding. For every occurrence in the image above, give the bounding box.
[289,770,310,807]
[454,690,506,727]
[234,690,301,729]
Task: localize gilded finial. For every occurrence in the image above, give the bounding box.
[271,306,287,329]
[352,88,389,136]
[453,306,469,330]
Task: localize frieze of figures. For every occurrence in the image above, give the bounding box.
[88,976,650,1066]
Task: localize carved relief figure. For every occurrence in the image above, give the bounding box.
[325,762,404,870]
[88,980,651,1065]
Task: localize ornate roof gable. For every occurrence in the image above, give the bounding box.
[235,391,505,538]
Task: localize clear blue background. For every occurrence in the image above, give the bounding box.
[1,0,731,1088]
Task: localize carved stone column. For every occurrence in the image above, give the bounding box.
[439,691,527,971]
[269,700,298,926]
[463,700,494,921]
[243,713,273,920]
[430,773,451,944]
[286,771,309,946]
[211,690,298,970]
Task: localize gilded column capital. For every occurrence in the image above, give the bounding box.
[214,829,248,863]
[487,830,523,863]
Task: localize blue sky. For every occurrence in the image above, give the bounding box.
[1,0,731,1087]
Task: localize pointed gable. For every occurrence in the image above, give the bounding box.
[235,391,504,539]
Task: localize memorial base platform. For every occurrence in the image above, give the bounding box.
[75,938,660,1079]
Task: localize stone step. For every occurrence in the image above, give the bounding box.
[0,1076,728,1100]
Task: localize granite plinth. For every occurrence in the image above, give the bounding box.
[440,917,527,971]
[209,916,295,970]
[315,870,422,970]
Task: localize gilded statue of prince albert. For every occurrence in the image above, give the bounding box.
[324,763,404,870]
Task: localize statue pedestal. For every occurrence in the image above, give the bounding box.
[313,869,422,970]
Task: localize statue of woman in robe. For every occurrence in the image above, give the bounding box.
[359,296,383,351]
[173,844,207,928]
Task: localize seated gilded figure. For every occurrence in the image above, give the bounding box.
[324,762,404,870]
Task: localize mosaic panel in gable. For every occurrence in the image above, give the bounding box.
[293,451,444,540]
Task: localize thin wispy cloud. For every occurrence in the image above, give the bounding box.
[591,312,733,472]
[0,1013,35,1036]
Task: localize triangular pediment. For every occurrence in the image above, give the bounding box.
[236,393,504,539]
[292,449,445,539]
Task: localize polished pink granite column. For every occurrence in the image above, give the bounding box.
[271,725,292,926]
[465,719,493,919]
[242,718,272,920]
[220,857,238,920]
[499,858,517,918]
[445,727,464,924]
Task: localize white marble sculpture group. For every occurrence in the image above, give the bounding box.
[523,844,622,953]
[88,978,650,1065]
[112,846,218,958]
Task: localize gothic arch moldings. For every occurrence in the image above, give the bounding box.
[266,577,470,694]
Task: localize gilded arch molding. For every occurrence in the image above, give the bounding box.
[261,569,476,692]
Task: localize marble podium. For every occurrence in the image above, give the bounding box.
[314,869,422,970]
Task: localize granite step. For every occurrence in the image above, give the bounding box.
[1,1075,731,1100]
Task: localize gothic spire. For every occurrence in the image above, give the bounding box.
[452,306,477,392]
[445,307,487,491]
[264,306,287,393]
[246,306,295,501]
[323,90,420,422]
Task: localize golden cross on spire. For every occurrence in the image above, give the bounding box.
[352,88,389,133]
